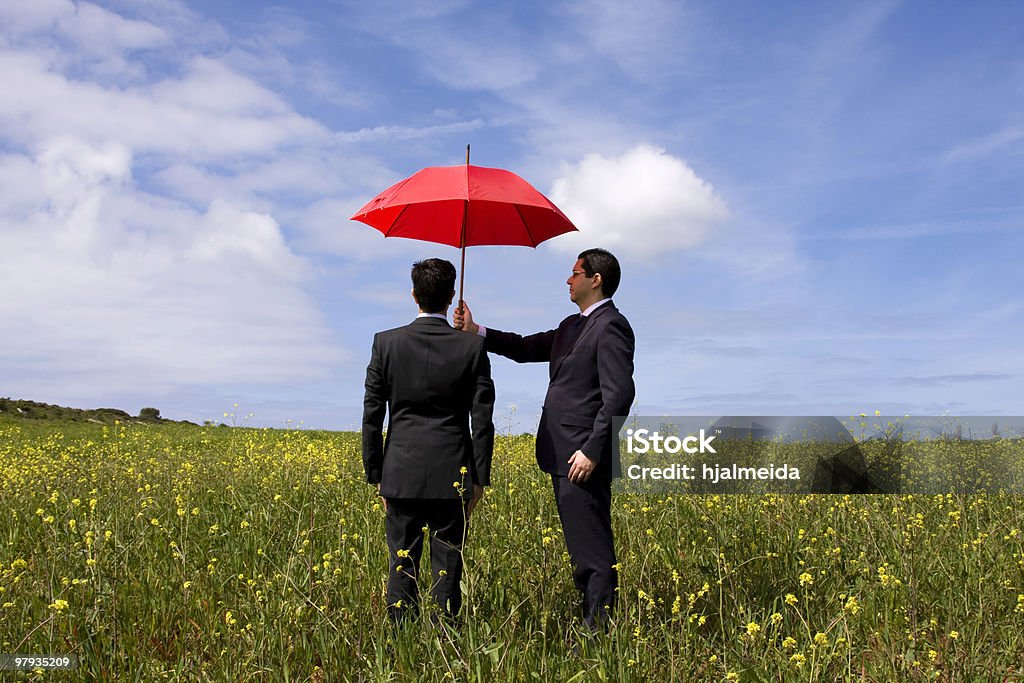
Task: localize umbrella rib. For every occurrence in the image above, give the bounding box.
[513,204,538,247]
[366,176,414,215]
[383,203,412,238]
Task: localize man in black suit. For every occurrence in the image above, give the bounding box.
[363,258,495,624]
[455,248,635,629]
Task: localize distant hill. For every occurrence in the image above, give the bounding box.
[0,397,194,426]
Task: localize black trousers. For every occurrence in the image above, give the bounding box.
[384,498,466,622]
[551,474,617,628]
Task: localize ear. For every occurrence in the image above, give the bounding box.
[447,290,455,305]
[411,288,418,304]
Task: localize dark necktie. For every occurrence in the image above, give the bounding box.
[567,314,586,344]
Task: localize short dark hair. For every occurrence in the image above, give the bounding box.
[578,248,621,297]
[411,258,456,313]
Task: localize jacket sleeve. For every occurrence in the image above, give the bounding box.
[470,343,496,486]
[582,317,636,463]
[361,334,386,485]
[485,327,556,363]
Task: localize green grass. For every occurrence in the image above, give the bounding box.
[2,417,1023,680]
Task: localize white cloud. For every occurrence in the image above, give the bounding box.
[419,39,541,91]
[0,0,170,79]
[561,0,693,83]
[188,199,304,278]
[941,126,1024,166]
[0,0,75,35]
[297,198,461,262]
[0,0,167,47]
[148,57,291,115]
[61,2,169,51]
[40,135,133,187]
[0,138,344,397]
[547,144,729,259]
[155,153,349,208]
[340,3,542,92]
[0,3,393,411]
[334,119,486,144]
[0,51,325,159]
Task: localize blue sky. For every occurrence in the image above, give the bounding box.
[1,0,1021,430]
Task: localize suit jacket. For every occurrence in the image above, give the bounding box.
[486,302,635,479]
[363,316,495,499]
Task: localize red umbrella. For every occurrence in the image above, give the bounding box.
[350,146,578,306]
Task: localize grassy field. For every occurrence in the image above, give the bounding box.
[2,416,1024,681]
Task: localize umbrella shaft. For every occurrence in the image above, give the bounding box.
[458,199,467,310]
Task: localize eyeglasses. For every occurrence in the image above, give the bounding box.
[569,270,589,279]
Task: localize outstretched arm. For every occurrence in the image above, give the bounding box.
[485,327,556,363]
[454,300,555,363]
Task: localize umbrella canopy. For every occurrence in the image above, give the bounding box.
[350,163,577,249]
[350,150,578,306]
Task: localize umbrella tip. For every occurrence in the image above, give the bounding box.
[465,144,470,165]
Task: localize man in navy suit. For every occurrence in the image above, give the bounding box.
[455,248,635,628]
[363,258,495,624]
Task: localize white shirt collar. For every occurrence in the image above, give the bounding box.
[580,298,611,317]
[416,312,448,320]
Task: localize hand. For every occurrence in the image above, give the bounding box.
[377,483,387,512]
[466,484,484,518]
[567,450,596,484]
[453,301,479,334]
